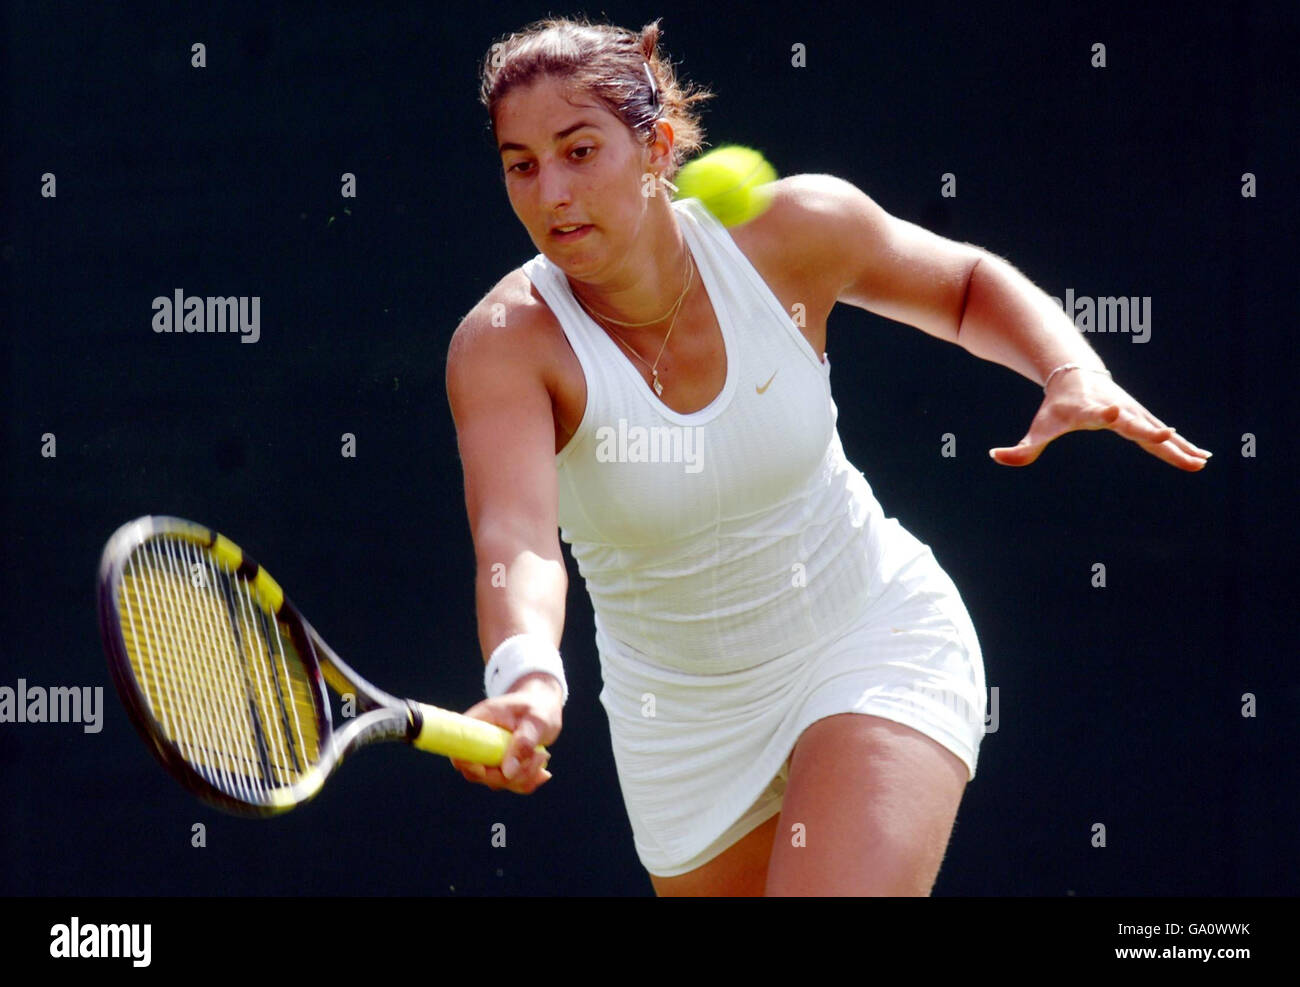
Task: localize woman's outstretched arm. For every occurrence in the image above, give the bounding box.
[773,173,1211,471]
[951,250,1210,470]
[445,295,567,793]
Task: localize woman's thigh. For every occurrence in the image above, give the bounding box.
[766,713,970,896]
[648,711,969,896]
[649,814,780,897]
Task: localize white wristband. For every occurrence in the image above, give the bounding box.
[484,633,568,705]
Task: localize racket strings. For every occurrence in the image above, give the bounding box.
[221,547,315,777]
[118,536,322,799]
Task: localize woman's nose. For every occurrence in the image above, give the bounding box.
[536,160,572,211]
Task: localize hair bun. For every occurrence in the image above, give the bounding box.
[640,20,660,60]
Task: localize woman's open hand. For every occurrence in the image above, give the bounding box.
[989,370,1212,471]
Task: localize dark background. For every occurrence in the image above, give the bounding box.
[3,1,1296,897]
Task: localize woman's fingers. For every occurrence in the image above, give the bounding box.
[498,716,552,793]
[448,693,560,795]
[988,417,1068,465]
[1168,431,1209,458]
[991,396,1212,470]
[1102,402,1212,460]
[1105,405,1174,444]
[1109,405,1212,469]
[1133,429,1212,471]
[501,715,545,781]
[450,755,551,794]
[1134,409,1211,460]
[988,439,1045,466]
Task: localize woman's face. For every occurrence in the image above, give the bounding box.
[495,75,666,282]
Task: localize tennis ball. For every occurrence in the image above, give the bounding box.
[673,144,778,227]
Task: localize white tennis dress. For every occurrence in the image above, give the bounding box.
[522,197,987,877]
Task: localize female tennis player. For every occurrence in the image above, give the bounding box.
[445,16,1210,896]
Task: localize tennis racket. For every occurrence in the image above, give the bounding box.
[97,515,537,816]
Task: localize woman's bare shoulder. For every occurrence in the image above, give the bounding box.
[728,174,858,304]
[455,268,561,343]
[448,268,568,380]
[447,267,582,450]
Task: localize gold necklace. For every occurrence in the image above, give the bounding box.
[575,251,694,397]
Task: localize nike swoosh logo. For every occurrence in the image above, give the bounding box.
[756,369,778,394]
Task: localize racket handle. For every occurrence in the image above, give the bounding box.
[411,703,547,765]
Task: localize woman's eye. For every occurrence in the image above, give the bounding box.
[506,148,591,175]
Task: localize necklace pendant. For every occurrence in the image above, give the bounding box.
[652,373,664,396]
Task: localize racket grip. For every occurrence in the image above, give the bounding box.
[411,703,547,765]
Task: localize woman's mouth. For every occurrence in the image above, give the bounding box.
[551,224,593,242]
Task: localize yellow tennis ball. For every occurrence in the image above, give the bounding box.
[673,144,778,227]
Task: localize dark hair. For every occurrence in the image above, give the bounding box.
[479,16,713,179]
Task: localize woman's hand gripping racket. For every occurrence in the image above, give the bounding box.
[97,515,546,816]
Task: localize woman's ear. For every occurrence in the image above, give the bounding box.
[648,119,676,177]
